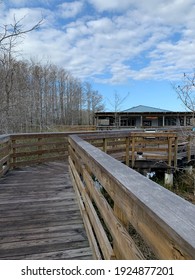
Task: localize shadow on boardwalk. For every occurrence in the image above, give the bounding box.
[0,161,93,260]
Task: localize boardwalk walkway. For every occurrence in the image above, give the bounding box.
[0,161,93,260]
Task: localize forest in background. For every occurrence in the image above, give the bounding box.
[0,56,104,133]
[0,17,104,134]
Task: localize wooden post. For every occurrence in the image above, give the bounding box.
[125,137,130,166]
[69,134,195,259]
[12,139,16,169]
[174,136,178,168]
[164,173,173,188]
[131,135,135,168]
[168,137,172,167]
[187,135,191,162]
[103,138,108,153]
[38,137,43,162]
[7,138,11,171]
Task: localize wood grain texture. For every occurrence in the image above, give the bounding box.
[69,157,113,260]
[0,161,93,260]
[69,135,195,259]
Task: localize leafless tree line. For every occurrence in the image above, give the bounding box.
[0,17,104,133]
[0,56,104,133]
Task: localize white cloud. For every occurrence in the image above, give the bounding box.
[20,6,194,83]
[88,0,134,12]
[87,17,114,33]
[58,1,83,18]
[1,0,195,85]
[2,7,44,27]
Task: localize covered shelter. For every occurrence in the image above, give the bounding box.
[95,105,194,128]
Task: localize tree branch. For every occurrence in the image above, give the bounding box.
[0,16,43,45]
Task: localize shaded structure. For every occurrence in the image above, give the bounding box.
[95,105,193,128]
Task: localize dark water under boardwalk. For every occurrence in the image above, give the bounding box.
[0,161,93,260]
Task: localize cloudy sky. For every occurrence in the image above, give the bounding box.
[1,0,195,111]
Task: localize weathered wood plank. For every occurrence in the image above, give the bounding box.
[0,240,90,259]
[69,157,114,260]
[0,161,93,260]
[7,247,93,260]
[10,155,67,168]
[69,135,195,259]
[83,168,144,260]
[12,141,68,149]
[12,147,67,158]
[69,160,102,260]
[0,219,83,235]
[131,132,177,138]
[0,223,84,238]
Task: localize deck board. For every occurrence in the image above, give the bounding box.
[0,161,93,260]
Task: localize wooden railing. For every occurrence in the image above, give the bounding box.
[0,130,192,178]
[82,131,179,168]
[0,132,95,172]
[1,131,195,260]
[49,125,96,132]
[0,135,11,177]
[68,134,195,259]
[10,133,69,168]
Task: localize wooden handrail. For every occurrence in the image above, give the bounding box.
[0,130,191,176]
[0,135,11,177]
[82,131,178,168]
[68,134,195,259]
[0,130,195,259]
[10,133,69,168]
[0,131,97,170]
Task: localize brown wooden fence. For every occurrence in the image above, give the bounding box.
[68,134,195,259]
[0,135,11,177]
[0,130,193,177]
[0,131,195,259]
[0,132,95,171]
[82,131,179,167]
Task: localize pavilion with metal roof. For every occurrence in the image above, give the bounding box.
[122,105,171,113]
[95,105,193,128]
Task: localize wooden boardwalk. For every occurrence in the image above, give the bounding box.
[0,161,93,260]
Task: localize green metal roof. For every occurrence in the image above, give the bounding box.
[122,105,171,113]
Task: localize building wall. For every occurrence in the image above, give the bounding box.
[95,112,193,128]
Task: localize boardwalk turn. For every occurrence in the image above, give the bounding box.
[0,161,93,260]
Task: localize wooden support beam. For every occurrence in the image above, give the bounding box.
[168,137,173,167]
[103,138,108,153]
[174,136,178,168]
[131,135,135,168]
[125,137,130,166]
[187,135,192,162]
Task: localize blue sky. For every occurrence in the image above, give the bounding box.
[1,0,195,111]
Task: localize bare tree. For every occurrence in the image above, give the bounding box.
[83,82,104,125]
[175,72,195,112]
[0,14,43,132]
[0,15,105,132]
[108,91,130,127]
[0,57,105,133]
[0,16,43,50]
[91,90,104,125]
[173,72,195,196]
[174,72,195,127]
